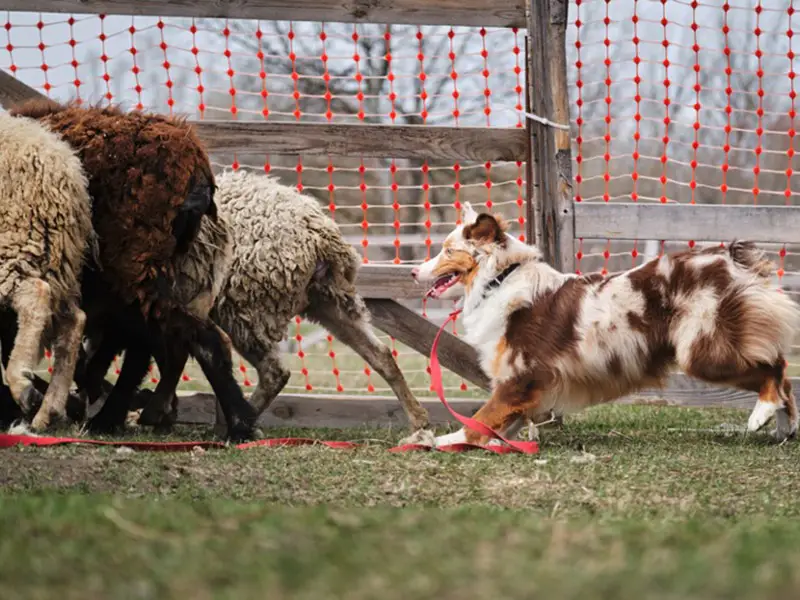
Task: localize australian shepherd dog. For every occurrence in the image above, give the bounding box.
[412,203,800,446]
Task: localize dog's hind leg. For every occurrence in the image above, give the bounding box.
[31,303,86,431]
[6,279,50,418]
[304,298,430,431]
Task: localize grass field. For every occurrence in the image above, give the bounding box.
[2,404,800,599]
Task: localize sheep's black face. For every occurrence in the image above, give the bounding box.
[172,169,217,254]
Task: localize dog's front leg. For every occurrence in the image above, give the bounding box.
[434,381,543,447]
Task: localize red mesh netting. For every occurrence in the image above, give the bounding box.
[2,13,525,398]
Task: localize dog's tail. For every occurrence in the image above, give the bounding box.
[728,240,773,280]
[727,240,800,361]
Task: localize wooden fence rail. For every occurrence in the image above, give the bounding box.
[0,0,526,27]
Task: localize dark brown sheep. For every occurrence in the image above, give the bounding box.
[8,100,257,440]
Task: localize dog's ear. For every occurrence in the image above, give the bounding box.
[464,213,507,246]
[462,202,479,225]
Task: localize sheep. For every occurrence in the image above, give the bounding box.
[76,170,430,433]
[8,100,258,440]
[77,212,234,431]
[0,112,93,430]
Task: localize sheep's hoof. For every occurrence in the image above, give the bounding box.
[139,406,178,435]
[87,413,125,435]
[30,407,68,432]
[65,393,87,423]
[226,422,261,443]
[18,383,43,418]
[399,428,436,447]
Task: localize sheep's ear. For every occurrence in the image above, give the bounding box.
[462,202,479,225]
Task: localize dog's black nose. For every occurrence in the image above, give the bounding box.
[411,267,420,280]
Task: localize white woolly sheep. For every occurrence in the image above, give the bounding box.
[0,112,93,430]
[87,169,430,432]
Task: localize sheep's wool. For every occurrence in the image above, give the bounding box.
[182,169,361,345]
[0,113,92,314]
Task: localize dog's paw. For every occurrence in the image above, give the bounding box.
[398,428,436,447]
[434,429,468,447]
[772,408,797,442]
[748,400,779,433]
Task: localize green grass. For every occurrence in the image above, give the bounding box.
[3,405,800,598]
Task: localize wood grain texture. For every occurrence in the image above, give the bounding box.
[0,70,47,109]
[3,0,525,28]
[575,203,800,244]
[0,73,525,162]
[176,373,796,429]
[178,393,485,428]
[365,298,492,391]
[355,265,423,299]
[527,0,575,273]
[194,121,526,162]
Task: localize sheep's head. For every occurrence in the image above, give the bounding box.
[173,166,217,254]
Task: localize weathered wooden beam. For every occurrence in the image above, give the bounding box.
[2,0,525,28]
[365,298,491,391]
[355,265,423,299]
[575,203,800,245]
[0,70,47,108]
[177,372,795,429]
[527,0,575,273]
[194,121,526,162]
[0,75,525,163]
[181,393,486,428]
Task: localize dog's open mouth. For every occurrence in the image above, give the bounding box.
[426,273,461,298]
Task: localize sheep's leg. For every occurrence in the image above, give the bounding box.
[7,279,50,417]
[30,304,86,431]
[87,343,150,434]
[304,300,430,431]
[185,318,258,441]
[76,337,119,406]
[235,336,291,420]
[138,343,188,431]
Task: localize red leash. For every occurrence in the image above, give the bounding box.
[0,310,537,455]
[405,309,538,454]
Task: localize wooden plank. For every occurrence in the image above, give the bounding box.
[194,121,526,162]
[0,74,525,162]
[575,203,800,245]
[178,392,486,428]
[2,0,525,28]
[527,0,575,273]
[176,373,799,429]
[355,265,424,299]
[0,70,47,108]
[365,298,492,391]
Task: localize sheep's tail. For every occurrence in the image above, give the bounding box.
[309,215,365,320]
[728,240,773,280]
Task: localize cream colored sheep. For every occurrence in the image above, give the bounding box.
[0,112,93,430]
[122,169,429,432]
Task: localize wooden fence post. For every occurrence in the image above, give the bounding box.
[526,0,575,273]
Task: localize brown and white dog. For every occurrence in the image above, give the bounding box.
[412,202,800,446]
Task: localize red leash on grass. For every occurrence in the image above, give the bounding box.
[0,310,537,455]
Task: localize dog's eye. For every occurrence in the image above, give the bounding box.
[444,248,453,256]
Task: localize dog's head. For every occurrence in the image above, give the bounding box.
[411,203,511,300]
